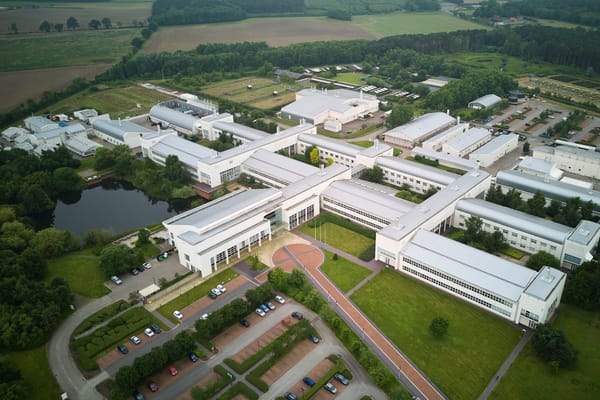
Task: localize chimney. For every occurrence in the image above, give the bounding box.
[360,90,363,100]
[276,126,280,134]
[319,164,325,175]
[457,116,461,124]
[446,109,449,115]
[374,139,379,148]
[118,117,121,127]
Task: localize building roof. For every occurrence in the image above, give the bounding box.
[25,116,58,131]
[444,127,490,153]
[568,220,600,246]
[213,121,268,141]
[523,266,565,301]
[422,123,470,148]
[34,123,87,140]
[469,94,501,108]
[358,140,392,158]
[298,133,363,158]
[411,146,479,170]
[456,198,572,243]
[517,156,557,176]
[385,112,456,142]
[495,170,600,210]
[93,119,154,141]
[282,88,376,120]
[151,135,217,168]
[243,149,318,185]
[64,136,101,155]
[554,144,600,161]
[150,105,200,132]
[2,127,28,138]
[281,163,349,200]
[322,179,415,223]
[376,156,458,186]
[469,133,517,155]
[404,229,536,302]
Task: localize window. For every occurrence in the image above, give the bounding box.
[184,254,190,261]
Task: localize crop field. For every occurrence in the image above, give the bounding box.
[201,77,301,110]
[0,1,151,33]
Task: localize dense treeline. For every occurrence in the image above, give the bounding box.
[475,0,600,27]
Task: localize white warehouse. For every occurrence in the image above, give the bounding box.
[469,133,518,167]
[442,127,491,157]
[533,145,600,179]
[384,112,456,148]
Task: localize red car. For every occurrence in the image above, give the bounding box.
[147,381,158,392]
[168,365,178,376]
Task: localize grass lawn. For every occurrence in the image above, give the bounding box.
[335,72,367,85]
[320,249,372,293]
[299,222,374,259]
[350,140,374,148]
[46,249,109,298]
[490,306,600,400]
[157,268,239,322]
[136,242,161,259]
[0,346,59,400]
[351,268,523,400]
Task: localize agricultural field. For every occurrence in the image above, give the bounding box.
[518,76,600,105]
[0,0,152,33]
[201,77,301,110]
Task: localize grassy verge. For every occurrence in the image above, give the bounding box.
[320,250,372,293]
[135,242,161,259]
[0,346,59,400]
[351,268,522,400]
[499,247,524,260]
[216,381,258,400]
[490,306,600,400]
[156,268,239,323]
[351,140,374,148]
[46,249,109,298]
[190,365,234,400]
[74,300,130,336]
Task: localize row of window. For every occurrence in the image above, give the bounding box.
[297,143,355,165]
[520,308,540,322]
[322,197,389,227]
[381,168,444,191]
[322,203,383,230]
[220,166,241,183]
[288,204,315,229]
[402,257,514,308]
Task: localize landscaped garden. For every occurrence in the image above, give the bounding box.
[351,268,523,400]
[320,250,372,293]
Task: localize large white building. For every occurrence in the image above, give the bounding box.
[92,119,157,147]
[442,127,491,157]
[533,145,600,179]
[468,133,518,167]
[384,112,456,148]
[422,122,469,151]
[516,156,563,180]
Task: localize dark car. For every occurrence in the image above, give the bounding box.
[240,319,250,328]
[285,392,298,400]
[291,311,303,320]
[188,352,199,362]
[303,376,315,387]
[130,268,139,276]
[136,265,145,273]
[117,344,128,354]
[334,372,349,385]
[147,381,158,392]
[133,391,145,400]
[208,291,218,299]
[150,324,162,334]
[309,334,320,344]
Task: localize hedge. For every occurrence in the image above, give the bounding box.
[74,300,130,336]
[190,365,234,400]
[216,382,259,400]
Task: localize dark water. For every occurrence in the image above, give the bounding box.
[52,179,183,237]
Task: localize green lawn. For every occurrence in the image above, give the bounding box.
[490,306,600,400]
[320,250,372,293]
[335,72,366,85]
[299,222,374,259]
[0,346,59,400]
[350,140,374,148]
[46,249,109,298]
[352,12,488,38]
[351,269,522,400]
[157,268,239,322]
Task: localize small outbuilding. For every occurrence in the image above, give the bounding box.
[468,94,502,110]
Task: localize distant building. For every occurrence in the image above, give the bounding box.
[2,127,28,141]
[24,116,58,133]
[384,112,456,148]
[468,133,518,167]
[533,145,600,180]
[92,119,156,147]
[73,109,98,123]
[442,127,491,158]
[468,94,502,110]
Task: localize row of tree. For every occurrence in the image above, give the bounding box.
[39,16,113,32]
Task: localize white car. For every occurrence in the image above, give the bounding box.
[216,284,227,293]
[173,310,183,319]
[143,262,152,270]
[144,328,155,337]
[255,308,266,317]
[211,288,222,296]
[274,295,286,304]
[200,313,209,320]
[110,275,122,285]
[130,336,141,345]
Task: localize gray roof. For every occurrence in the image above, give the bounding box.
[518,156,556,175]
[555,145,600,161]
[34,123,87,140]
[64,136,101,155]
[151,135,217,168]
[298,133,363,158]
[523,266,565,301]
[376,156,458,186]
[213,121,268,141]
[469,133,516,155]
[25,116,58,131]
[404,229,536,302]
[282,163,349,200]
[444,127,490,153]
[469,94,501,108]
[495,170,600,210]
[93,120,153,141]
[422,123,470,147]
[243,149,318,185]
[322,179,415,223]
[385,112,456,141]
[150,105,199,132]
[456,198,572,243]
[411,146,479,170]
[568,220,600,245]
[282,88,376,120]
[358,140,392,158]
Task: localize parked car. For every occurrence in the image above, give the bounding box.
[144,328,155,337]
[173,310,183,319]
[309,334,320,344]
[150,324,162,334]
[303,376,315,387]
[284,393,298,400]
[216,284,227,292]
[130,268,139,276]
[208,291,218,299]
[147,381,158,392]
[188,352,199,362]
[135,265,145,273]
[274,295,286,304]
[110,275,122,285]
[266,301,276,310]
[240,319,250,328]
[260,304,269,313]
[324,382,337,394]
[256,308,266,317]
[133,391,145,400]
[211,288,222,296]
[291,311,303,320]
[117,344,128,354]
[130,336,141,345]
[143,262,152,269]
[200,313,209,320]
[334,372,349,385]
[167,365,178,376]
[157,252,168,261]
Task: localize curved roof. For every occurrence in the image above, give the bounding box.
[93,120,153,141]
[496,170,600,211]
[298,133,363,158]
[385,112,456,141]
[469,94,501,108]
[376,156,458,186]
[150,105,199,132]
[213,121,268,141]
[456,198,572,243]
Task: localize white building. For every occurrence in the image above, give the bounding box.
[73,109,98,123]
[533,145,600,179]
[384,112,456,148]
[375,156,458,194]
[411,146,479,171]
[281,88,379,125]
[92,119,157,147]
[24,116,58,133]
[442,127,491,158]
[469,133,518,167]
[468,94,502,110]
[422,122,469,151]
[2,127,28,141]
[516,156,563,180]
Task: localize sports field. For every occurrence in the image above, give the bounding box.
[201,77,301,110]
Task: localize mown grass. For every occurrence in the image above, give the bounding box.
[350,140,374,148]
[335,72,366,85]
[0,346,59,400]
[320,249,372,293]
[300,222,374,259]
[490,306,600,400]
[46,249,109,298]
[157,268,239,323]
[351,268,522,400]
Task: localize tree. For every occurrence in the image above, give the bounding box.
[304,145,316,163]
[564,260,600,310]
[526,190,546,217]
[29,228,78,258]
[310,147,320,165]
[526,251,561,271]
[464,216,483,243]
[52,167,85,194]
[99,245,141,277]
[164,155,191,184]
[532,324,577,368]
[386,104,413,128]
[136,229,150,247]
[9,23,17,34]
[39,20,52,33]
[360,165,384,184]
[429,317,449,338]
[88,19,101,30]
[19,184,54,215]
[54,23,64,32]
[115,365,139,392]
[523,141,530,154]
[66,16,80,30]
[131,37,143,49]
[101,17,112,29]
